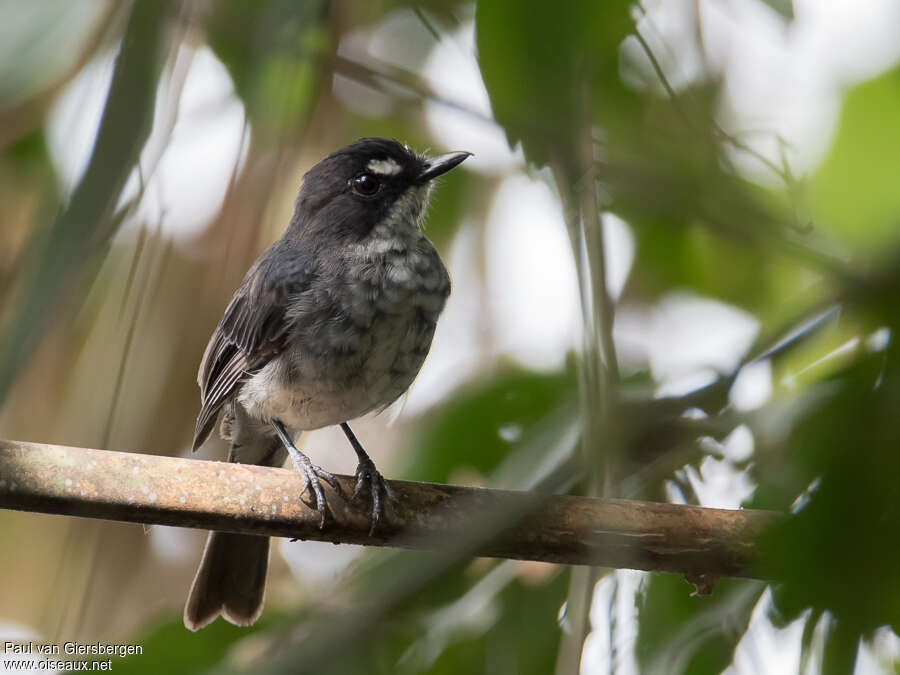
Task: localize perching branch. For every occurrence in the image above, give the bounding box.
[0,439,781,580]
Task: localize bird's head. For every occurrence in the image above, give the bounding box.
[290,137,470,242]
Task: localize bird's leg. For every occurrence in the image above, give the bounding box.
[340,422,395,534]
[271,419,343,528]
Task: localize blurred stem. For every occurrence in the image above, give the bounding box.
[630,6,858,283]
[554,84,623,674]
[556,565,601,675]
[632,5,792,186]
[0,0,173,404]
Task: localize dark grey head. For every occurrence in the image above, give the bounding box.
[289,138,470,242]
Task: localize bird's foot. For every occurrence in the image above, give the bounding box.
[352,456,395,535]
[271,418,344,529]
[290,451,344,529]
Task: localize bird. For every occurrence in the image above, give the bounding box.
[183,137,470,631]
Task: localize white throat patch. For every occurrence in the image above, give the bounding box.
[367,158,402,176]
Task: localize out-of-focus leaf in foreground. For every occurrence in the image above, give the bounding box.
[760,349,900,641]
[475,0,633,168]
[114,611,280,675]
[204,0,328,145]
[636,576,765,675]
[403,364,577,484]
[811,68,900,255]
[422,569,567,675]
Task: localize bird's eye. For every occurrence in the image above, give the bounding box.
[350,173,381,197]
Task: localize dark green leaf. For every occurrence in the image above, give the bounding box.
[403,364,576,483]
[115,612,283,675]
[636,575,764,675]
[760,350,900,636]
[475,0,633,167]
[205,0,328,144]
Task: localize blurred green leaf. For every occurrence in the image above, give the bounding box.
[636,576,764,675]
[761,349,900,637]
[758,0,794,20]
[811,67,900,254]
[6,128,49,169]
[116,612,281,675]
[205,0,328,144]
[250,557,565,675]
[425,570,566,675]
[475,0,633,168]
[625,215,806,318]
[600,85,810,308]
[0,129,57,246]
[404,365,576,483]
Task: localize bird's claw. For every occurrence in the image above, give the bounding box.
[292,456,343,529]
[352,458,395,535]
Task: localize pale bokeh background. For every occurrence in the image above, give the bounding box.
[1,1,899,673]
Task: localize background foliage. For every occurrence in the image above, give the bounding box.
[1,0,899,673]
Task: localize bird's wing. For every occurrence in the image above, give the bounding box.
[192,250,313,450]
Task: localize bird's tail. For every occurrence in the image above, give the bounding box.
[184,414,287,631]
[183,531,271,631]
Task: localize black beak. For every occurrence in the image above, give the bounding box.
[417,151,472,183]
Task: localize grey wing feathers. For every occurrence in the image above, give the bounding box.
[192,251,312,450]
[192,342,249,451]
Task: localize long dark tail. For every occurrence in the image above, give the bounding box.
[184,412,287,631]
[183,531,271,631]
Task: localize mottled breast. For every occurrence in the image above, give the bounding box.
[338,223,451,403]
[237,223,450,431]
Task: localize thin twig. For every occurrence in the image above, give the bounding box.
[632,24,792,184]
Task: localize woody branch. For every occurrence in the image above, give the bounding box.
[0,439,780,580]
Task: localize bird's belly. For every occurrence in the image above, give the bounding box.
[236,309,435,431]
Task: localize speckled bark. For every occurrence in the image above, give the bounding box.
[0,439,781,579]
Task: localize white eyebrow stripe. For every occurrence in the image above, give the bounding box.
[367,158,402,175]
